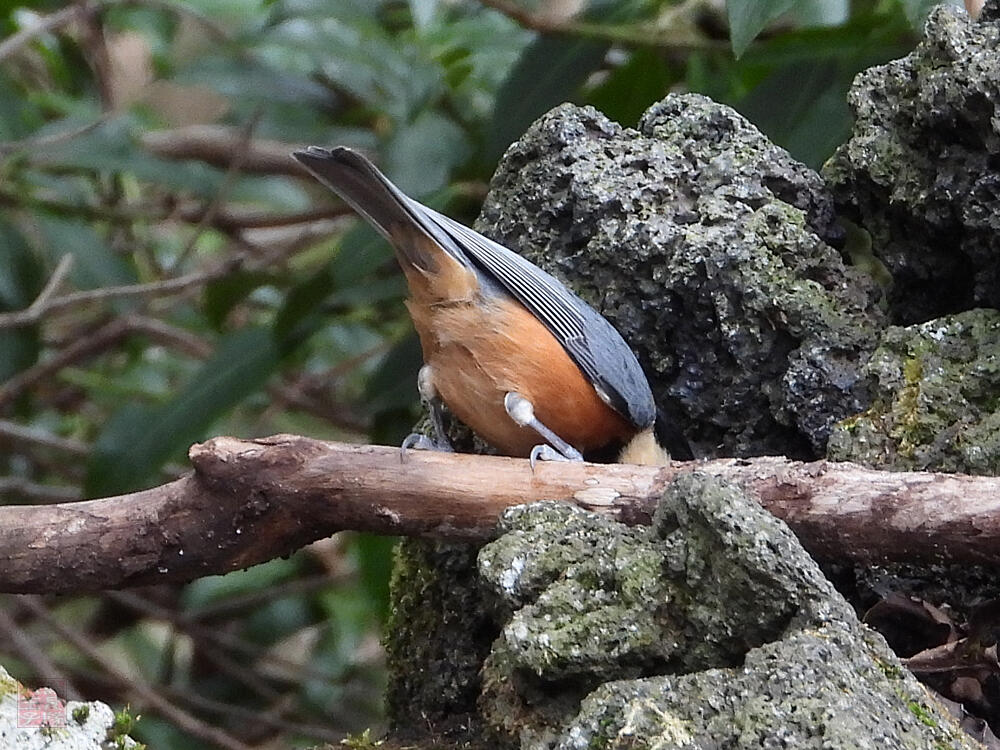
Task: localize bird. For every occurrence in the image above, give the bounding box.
[292,146,689,466]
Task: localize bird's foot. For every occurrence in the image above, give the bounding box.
[528,442,583,471]
[504,392,584,472]
[399,432,453,463]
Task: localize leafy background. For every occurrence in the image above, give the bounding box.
[0,0,961,747]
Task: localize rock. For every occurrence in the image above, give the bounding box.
[384,540,496,731]
[0,666,141,749]
[823,4,1000,324]
[477,94,885,459]
[476,475,976,749]
[827,308,1000,474]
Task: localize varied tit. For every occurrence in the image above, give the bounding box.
[293,147,690,466]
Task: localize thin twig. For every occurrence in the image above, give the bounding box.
[0,418,89,457]
[105,591,285,704]
[0,318,129,410]
[168,111,262,273]
[17,595,254,750]
[0,112,115,155]
[104,589,352,686]
[0,186,345,230]
[0,312,219,410]
[0,605,83,700]
[0,477,81,503]
[156,682,349,744]
[126,315,213,358]
[0,4,86,62]
[186,574,348,620]
[2,254,76,329]
[178,204,349,231]
[478,0,724,50]
[0,259,240,330]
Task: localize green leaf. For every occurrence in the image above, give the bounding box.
[36,215,137,291]
[486,34,609,162]
[736,60,850,168]
[86,327,282,495]
[0,220,42,381]
[181,556,305,611]
[0,71,43,140]
[325,275,407,309]
[33,117,225,197]
[353,533,395,622]
[586,47,678,127]
[364,332,422,414]
[203,271,277,330]
[295,15,443,123]
[727,0,797,57]
[383,110,471,196]
[0,220,42,309]
[273,262,336,349]
[899,0,954,28]
[327,222,395,287]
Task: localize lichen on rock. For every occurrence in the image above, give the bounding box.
[823,4,1000,324]
[828,307,1000,474]
[0,666,142,750]
[475,475,972,749]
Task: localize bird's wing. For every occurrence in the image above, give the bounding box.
[414,203,654,430]
[293,146,655,429]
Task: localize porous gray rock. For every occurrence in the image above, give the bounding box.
[477,94,885,459]
[823,3,1000,324]
[476,476,975,749]
[827,307,1000,474]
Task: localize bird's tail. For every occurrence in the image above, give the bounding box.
[292,146,416,239]
[292,146,454,274]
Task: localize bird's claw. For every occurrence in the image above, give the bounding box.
[528,443,583,471]
[399,432,453,463]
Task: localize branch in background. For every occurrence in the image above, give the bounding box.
[0,607,83,700]
[0,436,999,595]
[0,184,345,230]
[0,314,215,410]
[0,259,242,330]
[478,0,723,50]
[0,4,86,62]
[142,125,308,176]
[168,112,261,273]
[15,595,253,750]
[0,418,89,457]
[0,254,75,330]
[0,477,81,504]
[0,0,231,65]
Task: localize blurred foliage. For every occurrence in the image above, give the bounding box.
[0,0,962,746]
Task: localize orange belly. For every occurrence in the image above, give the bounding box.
[407,293,634,458]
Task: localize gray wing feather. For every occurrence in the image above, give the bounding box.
[293,146,655,429]
[410,202,655,430]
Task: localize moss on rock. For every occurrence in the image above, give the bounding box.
[823,5,1000,324]
[474,475,971,748]
[828,308,1000,474]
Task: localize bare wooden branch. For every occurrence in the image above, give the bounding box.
[141,125,306,176]
[0,261,241,330]
[0,435,997,594]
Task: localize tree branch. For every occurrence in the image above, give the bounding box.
[0,435,996,594]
